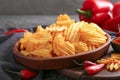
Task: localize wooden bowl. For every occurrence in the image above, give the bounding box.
[13,33,111,70]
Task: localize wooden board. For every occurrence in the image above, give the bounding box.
[58,46,120,80]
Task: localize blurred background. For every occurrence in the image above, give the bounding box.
[0,0,118,15]
[0,0,119,29]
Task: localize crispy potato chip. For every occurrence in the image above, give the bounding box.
[111,53,120,60]
[65,41,75,53]
[56,47,70,56]
[56,14,75,27]
[65,22,84,42]
[20,26,52,52]
[20,50,30,56]
[19,14,107,58]
[53,34,72,56]
[97,53,120,72]
[61,42,75,55]
[90,23,106,35]
[30,49,52,58]
[74,41,88,53]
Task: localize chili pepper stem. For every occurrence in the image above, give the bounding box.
[76,9,91,18]
[73,60,83,66]
[5,68,21,76]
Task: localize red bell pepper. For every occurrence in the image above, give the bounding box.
[112,2,120,17]
[82,0,113,14]
[102,1,120,32]
[76,0,113,26]
[102,16,120,32]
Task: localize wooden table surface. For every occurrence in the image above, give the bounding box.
[58,46,120,80]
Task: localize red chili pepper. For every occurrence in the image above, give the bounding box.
[84,64,104,75]
[112,2,120,17]
[21,69,37,80]
[83,61,97,67]
[77,64,105,79]
[76,0,113,26]
[4,29,27,35]
[102,16,120,32]
[5,68,37,80]
[73,60,97,67]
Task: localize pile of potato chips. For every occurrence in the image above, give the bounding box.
[19,14,107,58]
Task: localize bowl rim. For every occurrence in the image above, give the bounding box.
[13,33,111,61]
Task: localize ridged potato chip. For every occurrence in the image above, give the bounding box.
[19,14,107,58]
